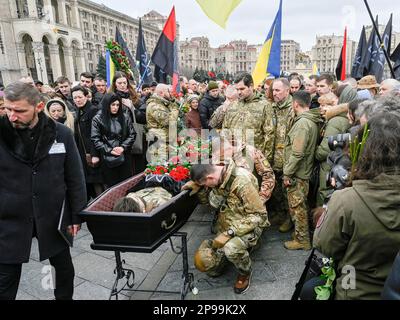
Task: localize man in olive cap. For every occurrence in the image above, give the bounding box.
[198,81,225,130]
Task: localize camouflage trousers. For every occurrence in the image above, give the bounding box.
[267,171,289,224]
[195,227,263,277]
[286,178,310,243]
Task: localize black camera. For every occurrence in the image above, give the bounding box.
[327,133,351,151]
[324,133,352,202]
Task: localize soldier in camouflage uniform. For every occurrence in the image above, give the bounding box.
[264,78,296,232]
[113,187,172,213]
[221,73,269,153]
[212,138,275,204]
[191,161,269,294]
[283,91,321,250]
[146,84,179,163]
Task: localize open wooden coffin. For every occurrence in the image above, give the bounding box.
[79,173,198,253]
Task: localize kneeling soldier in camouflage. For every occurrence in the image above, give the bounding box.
[190,161,270,294]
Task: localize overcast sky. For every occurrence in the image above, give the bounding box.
[92,0,398,51]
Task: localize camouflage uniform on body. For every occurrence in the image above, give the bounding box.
[146,96,179,163]
[283,110,321,246]
[231,144,275,203]
[263,96,295,223]
[126,187,172,212]
[221,93,268,153]
[195,161,269,276]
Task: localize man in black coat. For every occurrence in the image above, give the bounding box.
[198,81,225,129]
[0,82,87,300]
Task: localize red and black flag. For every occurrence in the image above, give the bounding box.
[336,27,347,81]
[151,6,180,94]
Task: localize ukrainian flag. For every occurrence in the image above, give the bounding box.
[312,63,320,76]
[252,0,283,87]
[106,49,115,88]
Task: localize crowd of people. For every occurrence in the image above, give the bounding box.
[0,68,399,300]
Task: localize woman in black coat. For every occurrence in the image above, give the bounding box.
[109,71,147,174]
[72,85,104,199]
[91,93,136,187]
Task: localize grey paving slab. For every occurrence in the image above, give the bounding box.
[16,290,39,300]
[19,271,85,300]
[73,234,115,259]
[20,259,47,283]
[73,281,129,300]
[73,252,147,290]
[246,278,299,300]
[119,250,164,272]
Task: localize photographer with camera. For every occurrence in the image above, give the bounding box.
[315,92,351,206]
[312,111,400,300]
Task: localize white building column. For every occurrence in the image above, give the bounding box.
[63,47,75,81]
[58,0,68,25]
[9,0,19,18]
[32,42,49,83]
[78,49,87,75]
[16,43,29,77]
[48,44,62,80]
[70,0,81,29]
[43,0,55,24]
[27,0,38,18]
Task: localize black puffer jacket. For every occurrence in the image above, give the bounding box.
[91,93,136,155]
[198,92,225,129]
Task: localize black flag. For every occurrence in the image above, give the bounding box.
[351,26,367,80]
[361,16,378,77]
[136,18,153,85]
[370,14,392,82]
[390,43,400,80]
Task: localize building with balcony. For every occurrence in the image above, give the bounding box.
[0,0,85,85]
[0,0,176,85]
[311,34,356,76]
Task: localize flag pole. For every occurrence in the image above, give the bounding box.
[363,0,395,78]
[137,59,152,90]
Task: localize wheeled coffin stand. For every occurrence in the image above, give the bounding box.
[79,173,199,300]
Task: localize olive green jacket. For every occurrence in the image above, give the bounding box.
[314,174,400,300]
[283,110,321,180]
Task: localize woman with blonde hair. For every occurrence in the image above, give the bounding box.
[45,98,75,132]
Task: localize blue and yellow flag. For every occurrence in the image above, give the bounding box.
[195,0,242,29]
[252,0,283,87]
[106,49,115,88]
[312,63,320,76]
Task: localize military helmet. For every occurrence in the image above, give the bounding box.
[194,240,223,273]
